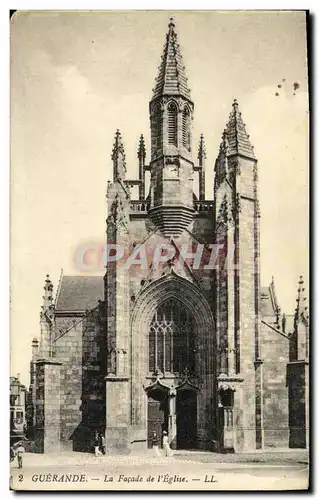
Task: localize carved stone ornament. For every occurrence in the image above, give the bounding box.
[165,156,180,167]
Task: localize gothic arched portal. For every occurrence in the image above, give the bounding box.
[130,273,216,450]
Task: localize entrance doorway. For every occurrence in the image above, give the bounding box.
[176,389,197,449]
[147,388,168,448]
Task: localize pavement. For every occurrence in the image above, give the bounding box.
[10,449,309,492]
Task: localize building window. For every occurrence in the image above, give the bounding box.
[182,106,191,150]
[148,299,195,374]
[167,102,178,146]
[219,389,234,408]
[16,411,23,423]
[151,105,162,151]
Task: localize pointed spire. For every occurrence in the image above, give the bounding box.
[152,17,191,100]
[137,134,146,160]
[295,275,308,321]
[223,99,256,160]
[198,134,206,164]
[112,129,127,181]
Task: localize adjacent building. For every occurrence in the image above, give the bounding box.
[10,374,27,439]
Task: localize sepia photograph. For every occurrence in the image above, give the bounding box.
[10,10,309,491]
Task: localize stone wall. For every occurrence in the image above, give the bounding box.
[54,317,83,451]
[260,320,289,448]
[287,361,308,448]
[34,359,61,453]
[54,305,106,452]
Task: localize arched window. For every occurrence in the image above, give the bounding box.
[151,105,162,151]
[148,299,195,374]
[182,106,191,150]
[167,102,178,146]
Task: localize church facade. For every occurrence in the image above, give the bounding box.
[30,19,309,454]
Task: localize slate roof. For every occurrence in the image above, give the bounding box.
[224,100,256,160]
[152,18,191,101]
[55,276,104,312]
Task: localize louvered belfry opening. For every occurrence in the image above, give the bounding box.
[151,104,162,152]
[167,102,178,146]
[149,298,195,374]
[182,106,191,151]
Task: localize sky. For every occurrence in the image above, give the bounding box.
[10,10,309,385]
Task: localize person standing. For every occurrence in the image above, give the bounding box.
[100,434,106,455]
[94,432,102,456]
[16,443,25,469]
[162,430,172,457]
[151,431,161,456]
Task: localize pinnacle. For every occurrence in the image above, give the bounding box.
[137,134,146,158]
[152,18,191,101]
[112,129,127,179]
[112,129,125,158]
[223,100,256,160]
[44,274,53,289]
[198,134,206,160]
[295,274,308,320]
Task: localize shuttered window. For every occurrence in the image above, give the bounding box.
[182,106,191,150]
[152,105,162,151]
[167,102,178,146]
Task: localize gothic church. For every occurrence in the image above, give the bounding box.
[30,19,309,453]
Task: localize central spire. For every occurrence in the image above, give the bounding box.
[152,17,191,101]
[147,18,195,237]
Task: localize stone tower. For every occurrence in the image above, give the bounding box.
[148,18,195,237]
[213,100,262,451]
[104,18,216,453]
[287,276,309,448]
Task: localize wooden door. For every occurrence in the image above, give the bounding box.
[176,390,197,449]
[147,389,168,448]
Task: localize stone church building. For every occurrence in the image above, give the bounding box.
[30,19,309,454]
